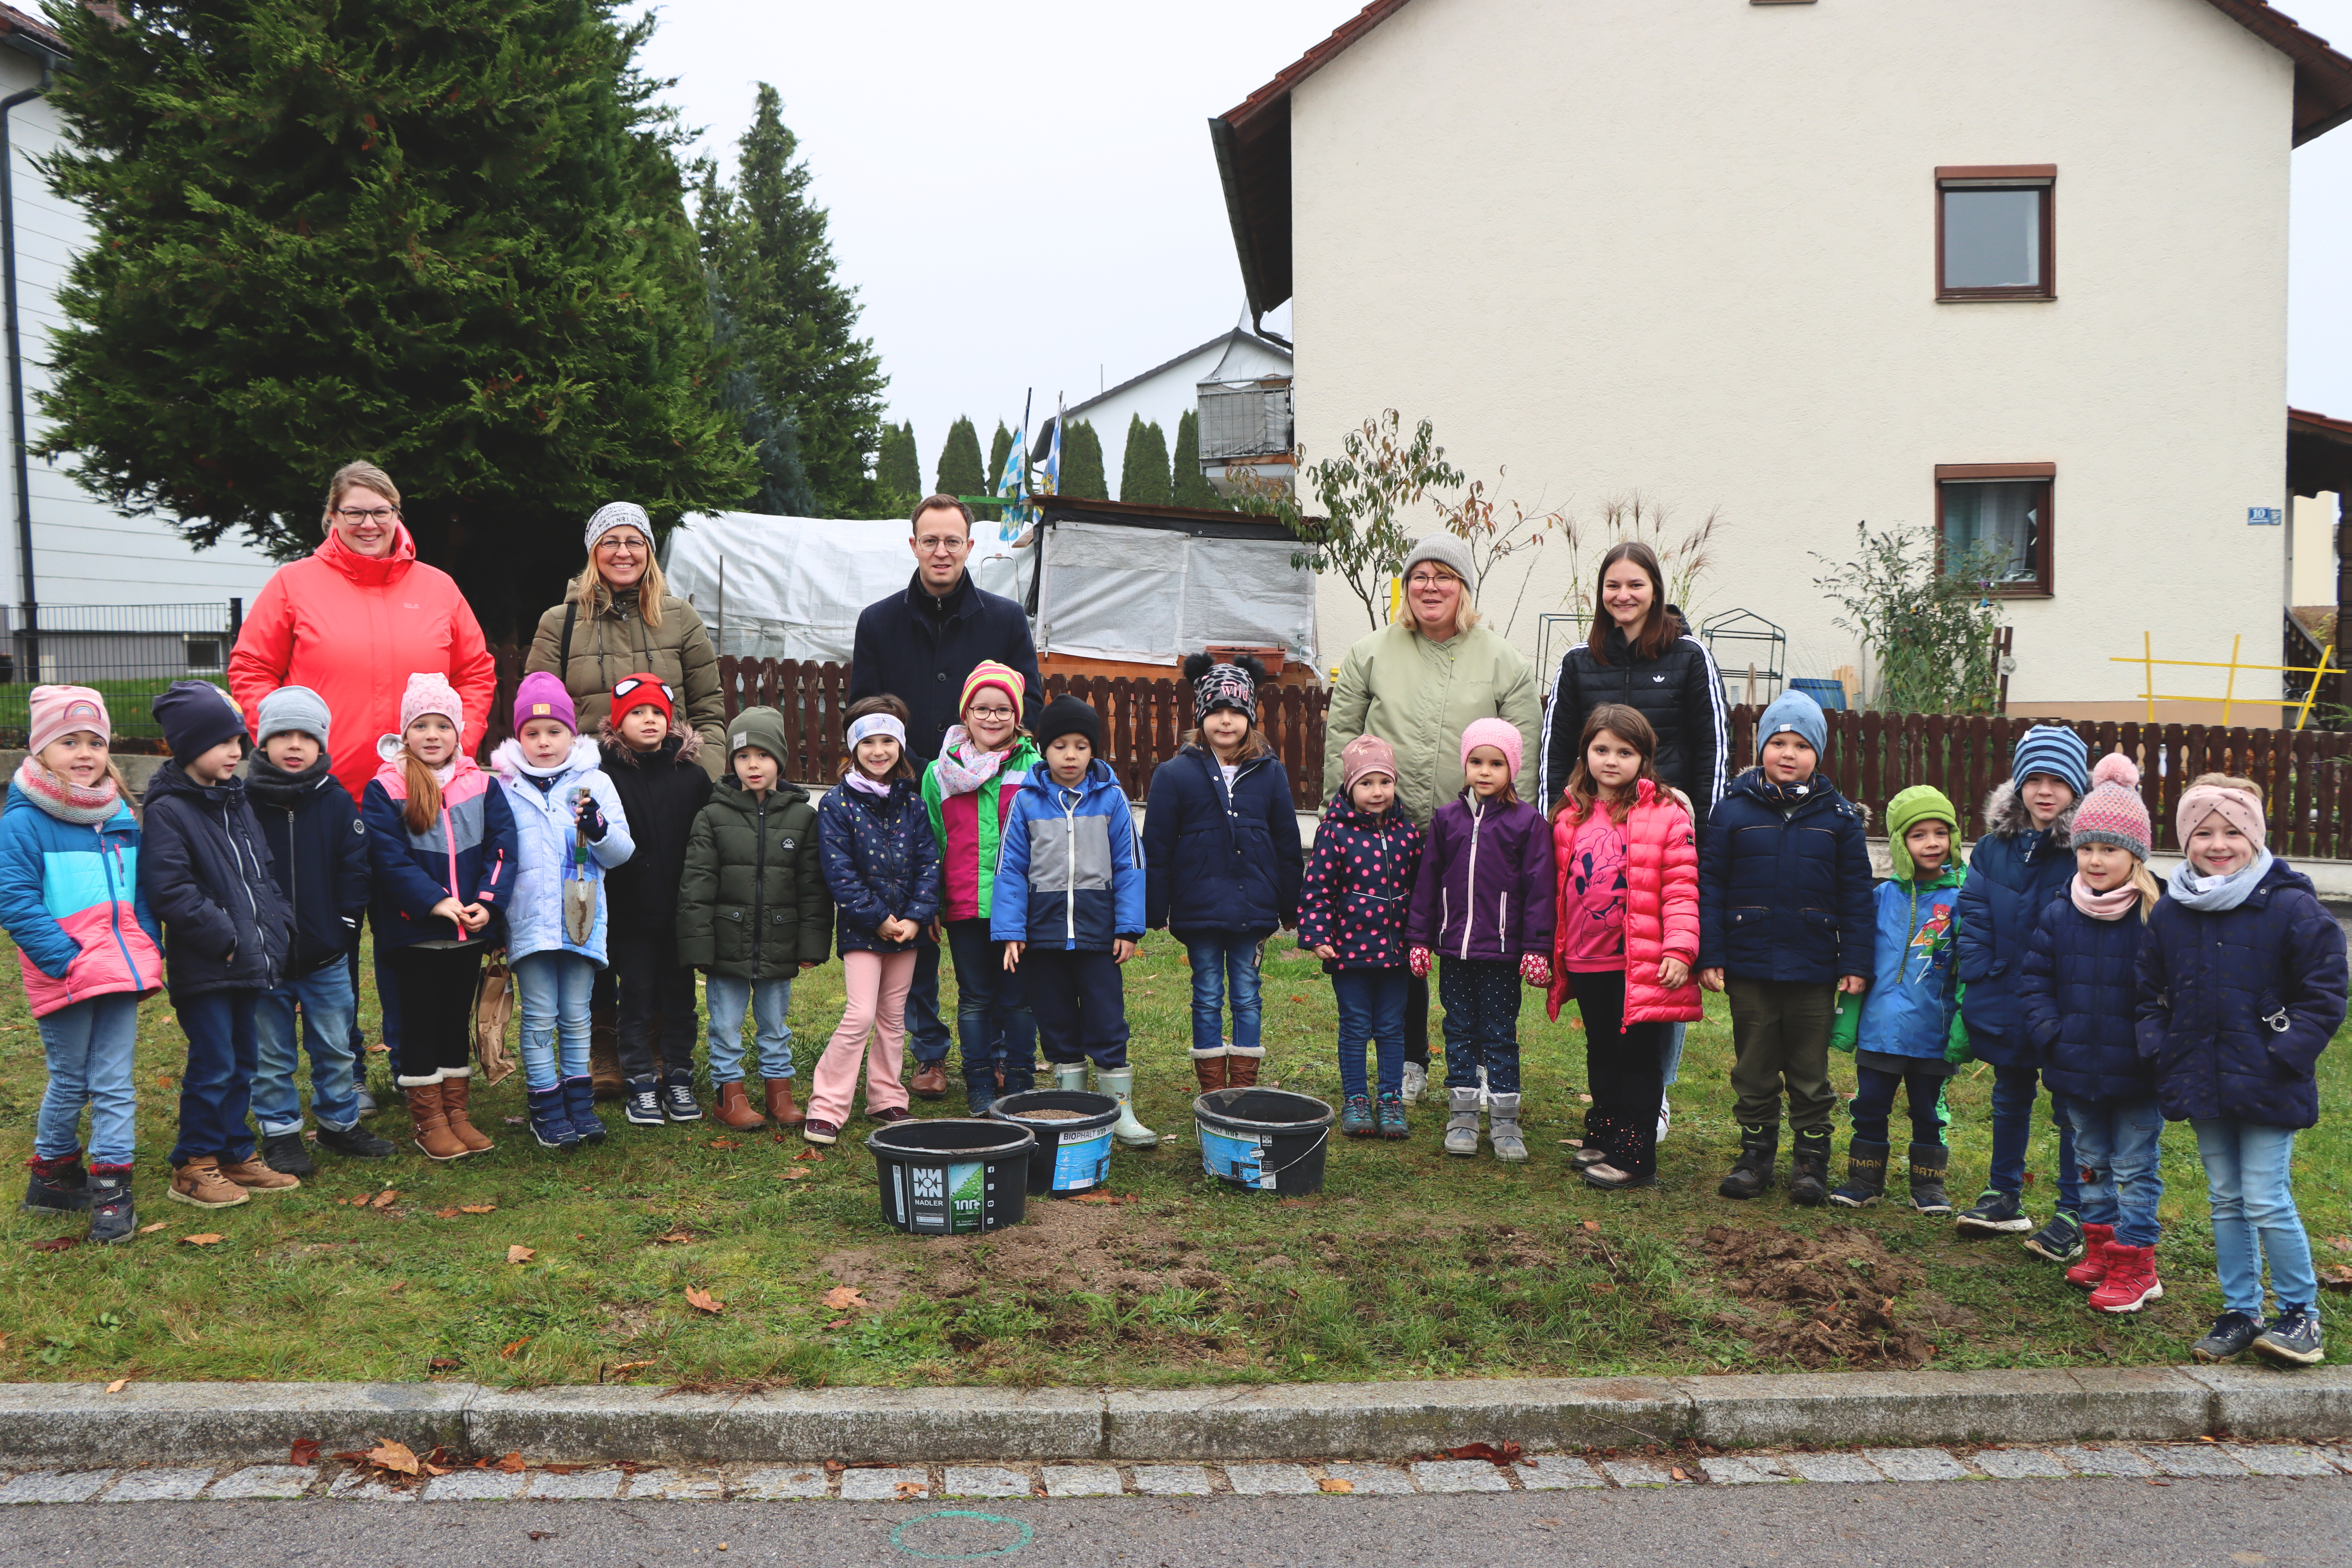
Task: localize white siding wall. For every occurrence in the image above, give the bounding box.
[1289,0,2296,709]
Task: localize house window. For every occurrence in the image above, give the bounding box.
[1936,463,2054,596]
[1936,167,2054,299]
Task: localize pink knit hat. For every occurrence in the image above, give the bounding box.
[27,685,109,757]
[1340,733,1398,794]
[2177,776,2266,851]
[1460,717,1523,780]
[2070,753,2151,860]
[512,670,578,735]
[399,672,466,736]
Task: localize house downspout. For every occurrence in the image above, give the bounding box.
[1,64,51,679]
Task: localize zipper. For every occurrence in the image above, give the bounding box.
[227,808,274,986]
[443,800,466,942]
[281,805,299,965]
[100,822,148,993]
[1460,798,1484,960]
[752,795,768,959]
[1063,790,1077,944]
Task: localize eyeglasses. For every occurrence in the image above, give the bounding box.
[916,534,969,554]
[597,535,649,553]
[965,705,1016,721]
[336,507,399,523]
[1406,570,1457,588]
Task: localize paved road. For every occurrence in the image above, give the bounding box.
[3,1478,2347,1568]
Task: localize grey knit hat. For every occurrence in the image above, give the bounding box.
[584,501,652,552]
[1399,533,1474,587]
[255,684,331,750]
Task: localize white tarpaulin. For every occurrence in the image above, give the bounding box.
[1036,521,1315,667]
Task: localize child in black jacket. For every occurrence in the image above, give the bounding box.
[140,681,295,1210]
[244,686,390,1175]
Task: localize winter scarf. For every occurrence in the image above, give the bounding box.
[2167,850,2277,913]
[932,724,1011,798]
[243,750,334,810]
[11,756,120,826]
[843,769,895,798]
[2069,874,2140,922]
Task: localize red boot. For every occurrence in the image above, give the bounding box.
[2088,1243,2163,1314]
[2065,1223,2115,1291]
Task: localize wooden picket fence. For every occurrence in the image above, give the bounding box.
[484,648,2352,858]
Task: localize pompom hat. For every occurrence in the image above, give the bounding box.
[399,671,465,736]
[2071,753,2152,860]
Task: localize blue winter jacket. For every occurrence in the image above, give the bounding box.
[992,759,1146,952]
[1955,780,2075,1063]
[490,736,635,967]
[244,756,369,978]
[1696,767,1875,984]
[2135,858,2348,1129]
[360,746,518,954]
[1142,744,1303,940]
[817,777,941,955]
[139,761,294,998]
[2018,891,2156,1105]
[0,784,162,1017]
[1831,865,1966,1063]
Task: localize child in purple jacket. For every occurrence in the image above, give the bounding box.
[1405,719,1555,1163]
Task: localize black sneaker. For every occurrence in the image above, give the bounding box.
[624,1081,664,1127]
[85,1170,134,1245]
[1953,1188,2033,1236]
[316,1124,398,1160]
[661,1075,703,1123]
[2192,1310,2263,1364]
[2022,1209,2085,1263]
[260,1131,316,1178]
[2251,1305,2325,1368]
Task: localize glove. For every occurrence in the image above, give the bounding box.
[1520,952,1551,988]
[574,795,608,843]
[1408,945,1432,979]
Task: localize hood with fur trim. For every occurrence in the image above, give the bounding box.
[594,714,706,767]
[1981,778,2076,844]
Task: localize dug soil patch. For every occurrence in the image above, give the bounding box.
[925,1199,1209,1300]
[1700,1224,1934,1369]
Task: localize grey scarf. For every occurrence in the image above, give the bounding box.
[2165,850,2274,912]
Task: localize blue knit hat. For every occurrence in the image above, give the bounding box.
[1756,688,1827,757]
[2010,724,2087,799]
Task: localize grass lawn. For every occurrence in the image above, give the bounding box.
[1,929,2345,1389]
[0,677,216,743]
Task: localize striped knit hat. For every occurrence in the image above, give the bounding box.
[2010,724,2088,799]
[2071,753,2151,860]
[959,660,1024,720]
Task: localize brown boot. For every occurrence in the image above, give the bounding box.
[1190,1048,1230,1094]
[713,1080,766,1131]
[167,1156,250,1209]
[764,1078,805,1127]
[406,1080,469,1162]
[438,1070,496,1154]
[1225,1047,1264,1089]
[590,1005,624,1101]
[216,1155,300,1192]
[910,1061,948,1100]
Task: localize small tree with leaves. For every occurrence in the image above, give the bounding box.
[1059,419,1107,501]
[1430,467,1565,639]
[1247,411,1465,634]
[1812,522,2007,714]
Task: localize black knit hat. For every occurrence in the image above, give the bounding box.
[152,680,250,765]
[1034,694,1102,754]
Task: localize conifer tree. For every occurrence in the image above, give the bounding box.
[1119,415,1172,507]
[978,420,1015,523]
[1171,409,1225,510]
[875,421,921,513]
[1059,420,1107,502]
[36,0,753,632]
[935,416,986,504]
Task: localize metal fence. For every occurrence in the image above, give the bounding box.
[0,602,243,747]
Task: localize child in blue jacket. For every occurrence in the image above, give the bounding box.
[1954,725,2086,1257]
[996,696,1154,1149]
[1697,689,1873,1207]
[1829,786,1966,1216]
[1143,656,1303,1101]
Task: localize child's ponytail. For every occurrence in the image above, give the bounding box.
[402,753,443,835]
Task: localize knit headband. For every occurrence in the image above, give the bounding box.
[2176,783,2265,851]
[585,501,652,552]
[848,714,907,749]
[1193,660,1258,724]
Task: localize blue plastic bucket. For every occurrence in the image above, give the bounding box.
[1194,1087,1333,1196]
[987,1090,1120,1197]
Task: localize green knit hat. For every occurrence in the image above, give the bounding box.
[1886,784,1960,882]
[728,705,790,768]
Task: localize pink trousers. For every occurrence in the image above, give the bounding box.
[809,949,916,1126]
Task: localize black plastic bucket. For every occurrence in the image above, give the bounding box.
[987,1090,1121,1197]
[1194,1087,1334,1196]
[867,1119,1034,1235]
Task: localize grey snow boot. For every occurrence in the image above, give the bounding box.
[1443,1087,1482,1156]
[1486,1092,1527,1162]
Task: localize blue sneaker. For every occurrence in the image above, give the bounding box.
[1340,1095,1376,1137]
[561,1077,607,1146]
[526,1087,580,1151]
[2193,1310,2262,1364]
[2252,1305,2325,1368]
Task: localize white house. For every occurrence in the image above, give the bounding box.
[1211,0,2352,720]
[1055,322,1292,501]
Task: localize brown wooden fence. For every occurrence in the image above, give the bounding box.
[485,649,2352,857]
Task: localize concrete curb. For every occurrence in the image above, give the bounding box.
[1,1366,2346,1465]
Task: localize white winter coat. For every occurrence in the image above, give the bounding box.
[490,736,634,965]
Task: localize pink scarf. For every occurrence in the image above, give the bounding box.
[13,757,120,825]
[2069,873,2138,922]
[931,724,1009,798]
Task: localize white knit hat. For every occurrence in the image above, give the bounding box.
[584,501,651,551]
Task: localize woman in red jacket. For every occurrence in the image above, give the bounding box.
[1546,704,1701,1190]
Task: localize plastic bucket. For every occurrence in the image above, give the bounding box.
[1194,1087,1334,1196]
[987,1090,1120,1197]
[867,1119,1034,1235]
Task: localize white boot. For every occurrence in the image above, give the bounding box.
[1053,1062,1086,1094]
[1096,1068,1159,1149]
[1488,1093,1528,1162]
[1444,1087,1482,1156]
[1399,1061,1428,1105]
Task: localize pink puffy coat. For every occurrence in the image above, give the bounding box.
[1546,779,1702,1029]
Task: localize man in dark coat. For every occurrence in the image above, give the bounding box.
[849,495,1044,1096]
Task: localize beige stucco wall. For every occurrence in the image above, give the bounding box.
[2292,492,2340,608]
[1290,0,2295,712]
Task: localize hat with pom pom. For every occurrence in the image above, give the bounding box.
[2070,752,2151,860]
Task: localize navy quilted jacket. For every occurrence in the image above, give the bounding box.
[1142,745,1303,940]
[1955,781,2075,1063]
[816,778,941,955]
[1696,767,1874,983]
[2017,893,2156,1105]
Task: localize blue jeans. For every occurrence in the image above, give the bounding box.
[904,938,952,1065]
[1438,957,1522,1094]
[1332,966,1408,1101]
[1661,1021,1686,1089]
[706,973,796,1082]
[2068,1097,2165,1248]
[1187,936,1263,1055]
[2191,1118,2319,1316]
[946,918,1035,1089]
[514,950,596,1093]
[253,962,361,1136]
[1988,1061,2080,1211]
[35,993,141,1168]
[170,989,259,1166]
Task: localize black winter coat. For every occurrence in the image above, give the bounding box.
[1697,767,1874,984]
[1540,615,1725,826]
[849,571,1043,764]
[1955,780,2076,1062]
[2136,859,2348,1129]
[2017,893,2157,1105]
[245,757,369,977]
[1142,745,1304,940]
[138,761,294,998]
[677,779,831,979]
[597,722,713,933]
[817,777,941,954]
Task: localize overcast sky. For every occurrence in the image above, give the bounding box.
[632,0,2352,481]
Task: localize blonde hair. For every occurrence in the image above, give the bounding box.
[2130,862,2163,923]
[322,461,400,529]
[1395,562,1480,634]
[2187,771,2261,800]
[569,552,669,631]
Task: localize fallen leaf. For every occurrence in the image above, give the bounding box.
[364,1440,421,1476]
[820,1286,871,1312]
[652,1229,700,1245]
[1289,994,1308,1003]
[428,1357,461,1372]
[2327,1235,2352,1253]
[137,1221,169,1234]
[823,1460,845,1474]
[684,1287,724,1315]
[1582,1220,1600,1232]
[791,1149,824,1162]
[1317,1477,1354,1493]
[1669,1466,1689,1481]
[540,1463,583,1475]
[182,1233,224,1247]
[2319,1265,2352,1293]
[1588,1281,1616,1294]
[156,1072,174,1087]
[528,1529,555,1540]
[604,1360,655,1378]
[893,1481,924,1500]
[507,1245,535,1265]
[386,1281,408,1295]
[27,1236,79,1252]
[1071,1190,1133,1204]
[1440,1442,1523,1466]
[434,1208,462,1219]
[369,1190,398,1209]
[104,1378,130,1393]
[780,1168,811,1180]
[707,1138,739,1150]
[497,1452,526,1472]
[460,1204,497,1215]
[501,1338,531,1359]
[289,1439,320,1466]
